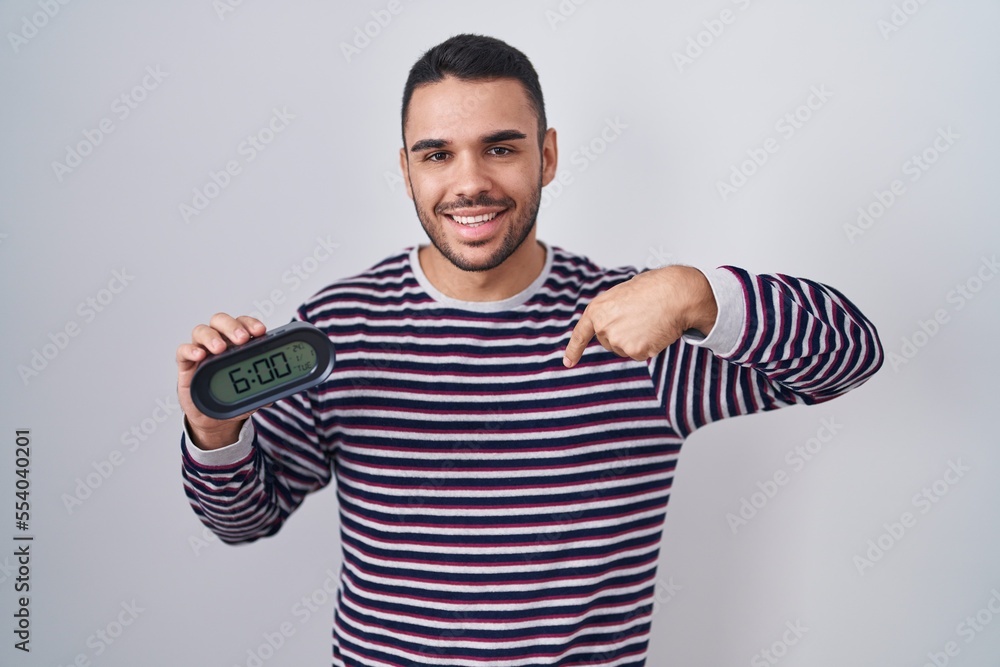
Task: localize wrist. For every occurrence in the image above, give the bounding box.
[683,267,718,336]
[186,415,244,451]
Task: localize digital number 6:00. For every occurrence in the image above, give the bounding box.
[228,351,293,394]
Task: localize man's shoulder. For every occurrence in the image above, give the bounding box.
[548,245,640,289]
[296,247,419,320]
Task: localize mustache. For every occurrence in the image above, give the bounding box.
[437,195,515,214]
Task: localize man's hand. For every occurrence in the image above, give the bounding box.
[562,265,718,368]
[176,313,268,450]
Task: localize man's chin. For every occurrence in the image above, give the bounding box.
[420,212,536,273]
[444,248,507,273]
[448,224,537,273]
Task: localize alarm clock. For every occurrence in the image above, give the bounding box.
[190,321,335,420]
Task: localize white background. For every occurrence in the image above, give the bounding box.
[1,1,998,666]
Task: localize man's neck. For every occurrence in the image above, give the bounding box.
[417,239,547,302]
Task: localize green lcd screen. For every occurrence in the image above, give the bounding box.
[209,340,318,405]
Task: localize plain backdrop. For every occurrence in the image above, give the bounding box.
[1,1,999,666]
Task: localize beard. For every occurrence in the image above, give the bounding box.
[410,171,543,273]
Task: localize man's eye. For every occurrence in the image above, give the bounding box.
[427,152,448,162]
[488,147,512,156]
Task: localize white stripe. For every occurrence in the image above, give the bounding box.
[338,589,649,631]
[341,539,660,576]
[338,434,674,459]
[338,474,671,501]
[330,401,663,423]
[329,365,642,386]
[350,563,656,605]
[337,603,651,651]
[340,503,668,536]
[340,571,657,613]
[339,522,664,557]
[337,451,677,480]
[319,379,655,403]
[337,419,672,444]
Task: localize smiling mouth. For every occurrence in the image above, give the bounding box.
[446,210,505,227]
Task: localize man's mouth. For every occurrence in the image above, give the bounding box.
[446,209,506,227]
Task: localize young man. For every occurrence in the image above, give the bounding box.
[177,34,883,667]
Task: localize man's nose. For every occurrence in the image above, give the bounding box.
[452,153,494,199]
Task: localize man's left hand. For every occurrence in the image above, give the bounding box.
[562,265,718,368]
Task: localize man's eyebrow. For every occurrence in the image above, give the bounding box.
[482,129,528,144]
[409,138,447,153]
[408,130,529,153]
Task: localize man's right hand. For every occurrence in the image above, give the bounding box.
[176,313,267,450]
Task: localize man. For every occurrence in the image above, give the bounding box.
[178,34,883,667]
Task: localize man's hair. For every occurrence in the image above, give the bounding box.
[401,33,547,150]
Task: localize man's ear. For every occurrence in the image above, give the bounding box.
[399,147,414,200]
[540,127,558,187]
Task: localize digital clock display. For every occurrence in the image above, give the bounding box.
[208,341,318,405]
[190,321,336,420]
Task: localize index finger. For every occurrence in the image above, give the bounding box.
[206,313,266,345]
[563,310,595,368]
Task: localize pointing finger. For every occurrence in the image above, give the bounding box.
[563,310,596,368]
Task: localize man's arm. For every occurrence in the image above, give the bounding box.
[178,312,336,544]
[563,264,884,438]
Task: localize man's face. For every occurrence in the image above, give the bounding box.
[400,76,557,272]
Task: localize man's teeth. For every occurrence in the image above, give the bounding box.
[451,211,501,225]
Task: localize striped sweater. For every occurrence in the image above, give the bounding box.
[181,243,883,666]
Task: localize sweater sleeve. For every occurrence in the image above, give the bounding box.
[650,265,884,439]
[180,321,338,545]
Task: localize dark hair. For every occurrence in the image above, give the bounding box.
[401,33,547,149]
